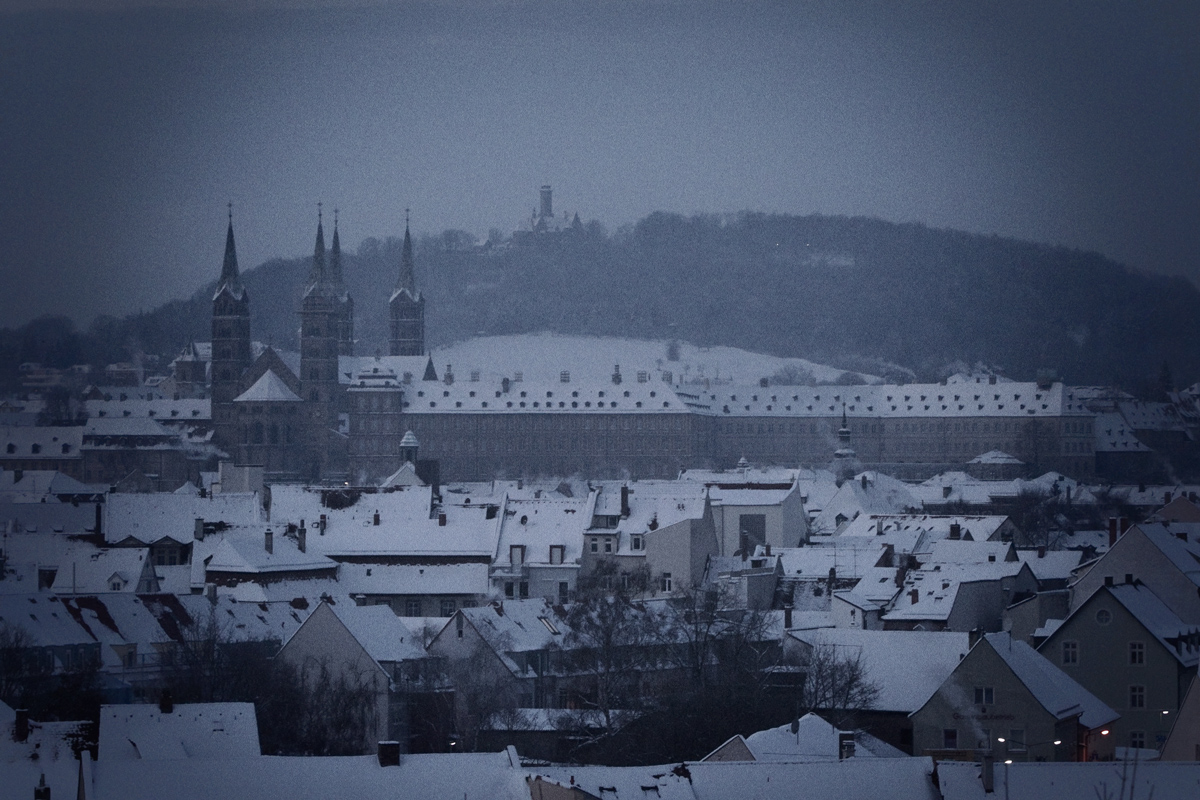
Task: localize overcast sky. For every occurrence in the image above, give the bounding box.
[2,0,1197,327]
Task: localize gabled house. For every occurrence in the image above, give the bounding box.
[1039,582,1200,751]
[1069,522,1200,623]
[911,632,1117,762]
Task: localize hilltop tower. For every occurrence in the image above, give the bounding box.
[389,211,425,356]
[211,206,252,449]
[299,206,342,478]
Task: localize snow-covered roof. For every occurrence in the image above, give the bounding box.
[49,547,154,594]
[1093,411,1151,452]
[772,543,888,581]
[0,469,105,502]
[937,760,1200,800]
[234,370,303,403]
[458,598,572,657]
[105,491,262,544]
[0,703,85,800]
[1015,549,1084,582]
[325,602,427,663]
[86,397,210,423]
[98,702,260,760]
[496,494,591,566]
[204,534,336,576]
[740,713,906,761]
[968,450,1023,464]
[982,632,1118,729]
[336,562,490,598]
[789,629,969,712]
[82,417,177,439]
[0,426,83,459]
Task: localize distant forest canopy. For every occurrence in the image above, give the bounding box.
[3,211,1198,392]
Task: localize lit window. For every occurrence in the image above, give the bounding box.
[1062,641,1078,665]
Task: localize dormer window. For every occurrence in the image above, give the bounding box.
[549,545,564,565]
[510,545,526,566]
[630,534,643,551]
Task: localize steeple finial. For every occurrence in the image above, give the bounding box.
[329,208,343,288]
[218,204,241,289]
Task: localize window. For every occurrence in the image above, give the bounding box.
[1096,609,1112,625]
[660,573,673,593]
[405,599,421,617]
[559,581,569,603]
[549,545,564,565]
[440,599,456,617]
[943,729,958,749]
[1129,641,1145,665]
[510,545,525,566]
[630,534,643,551]
[590,538,599,553]
[1062,641,1079,665]
[974,687,994,705]
[1130,731,1145,749]
[604,539,612,553]
[519,581,529,599]
[504,582,515,599]
[1007,729,1026,751]
[979,729,992,749]
[1130,685,1145,708]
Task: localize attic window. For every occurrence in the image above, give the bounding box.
[539,616,560,635]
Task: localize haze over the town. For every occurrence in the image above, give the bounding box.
[2,0,1197,327]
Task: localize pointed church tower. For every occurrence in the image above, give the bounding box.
[211,205,252,450]
[389,211,425,356]
[330,211,355,357]
[299,205,341,479]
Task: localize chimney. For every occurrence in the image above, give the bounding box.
[1119,517,1130,534]
[501,377,511,394]
[949,523,961,540]
[620,485,631,518]
[968,627,981,649]
[159,689,174,715]
[909,589,919,605]
[204,583,217,604]
[438,512,447,526]
[1165,491,1172,505]
[783,604,792,628]
[264,528,273,554]
[297,523,306,553]
[444,365,453,385]
[989,374,997,385]
[1037,545,1046,558]
[860,474,868,489]
[764,544,771,556]
[33,774,49,800]
[981,754,995,793]
[876,518,884,536]
[14,709,29,742]
[1108,517,1118,547]
[377,740,401,767]
[373,511,380,526]
[95,503,103,537]
[319,514,327,535]
[194,517,205,542]
[759,377,769,388]
[827,567,836,597]
[612,365,622,385]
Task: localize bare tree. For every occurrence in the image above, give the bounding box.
[443,638,522,752]
[798,642,880,729]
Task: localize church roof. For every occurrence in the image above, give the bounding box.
[233,370,302,403]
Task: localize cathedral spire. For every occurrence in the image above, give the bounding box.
[328,207,344,289]
[215,202,244,299]
[396,209,415,294]
[307,203,327,290]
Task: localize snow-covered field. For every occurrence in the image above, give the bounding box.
[430,333,875,386]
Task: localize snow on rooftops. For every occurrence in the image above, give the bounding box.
[50,547,157,594]
[399,374,694,415]
[99,702,261,760]
[234,370,303,403]
[105,491,262,544]
[336,562,489,599]
[838,515,1012,552]
[590,480,707,537]
[0,426,83,458]
[1128,522,1200,584]
[811,473,920,535]
[338,354,429,386]
[497,495,590,566]
[1015,549,1084,582]
[0,702,85,800]
[1094,411,1151,452]
[788,629,970,712]
[679,465,803,486]
[1105,584,1200,666]
[267,484,499,559]
[86,397,210,422]
[937,760,1200,800]
[459,598,572,655]
[924,539,1016,566]
[770,543,887,581]
[0,469,105,502]
[968,449,1023,464]
[738,713,906,762]
[325,602,427,663]
[204,534,336,576]
[82,417,177,439]
[703,379,1085,419]
[1118,400,1189,431]
[981,632,1118,728]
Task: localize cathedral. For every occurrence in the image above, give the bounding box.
[211,208,432,485]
